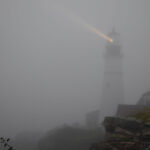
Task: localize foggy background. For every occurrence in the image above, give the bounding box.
[0,0,150,137]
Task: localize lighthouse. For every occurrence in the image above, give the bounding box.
[100,29,124,121]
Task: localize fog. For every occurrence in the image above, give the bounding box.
[0,0,150,137]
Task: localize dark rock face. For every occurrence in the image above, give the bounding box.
[103,117,143,133]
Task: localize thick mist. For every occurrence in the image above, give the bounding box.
[0,0,150,137]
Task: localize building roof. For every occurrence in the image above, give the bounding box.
[116,104,147,117]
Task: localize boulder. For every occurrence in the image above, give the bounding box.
[103,117,143,133]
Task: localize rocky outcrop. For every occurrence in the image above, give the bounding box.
[90,117,150,150]
[103,117,144,133]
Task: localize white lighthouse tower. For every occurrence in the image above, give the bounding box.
[100,29,124,121]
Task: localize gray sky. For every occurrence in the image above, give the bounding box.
[0,0,150,136]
